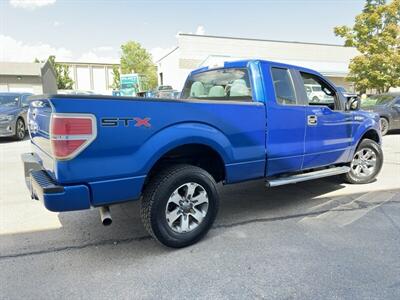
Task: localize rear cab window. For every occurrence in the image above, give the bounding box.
[181,68,253,101]
[270,67,298,105]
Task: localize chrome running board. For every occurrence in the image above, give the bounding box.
[266,166,350,187]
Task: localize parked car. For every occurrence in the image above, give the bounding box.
[22,60,383,248]
[155,85,177,98]
[304,83,334,103]
[157,85,173,91]
[58,90,96,95]
[336,86,358,101]
[111,90,121,97]
[360,93,400,135]
[0,92,32,140]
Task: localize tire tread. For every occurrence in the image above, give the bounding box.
[140,164,217,247]
[344,138,383,184]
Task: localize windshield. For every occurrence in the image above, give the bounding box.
[181,68,252,101]
[361,94,396,108]
[0,95,20,108]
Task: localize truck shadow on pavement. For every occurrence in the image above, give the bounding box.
[1,176,359,258]
[0,135,30,144]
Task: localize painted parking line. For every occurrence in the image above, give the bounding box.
[299,191,397,227]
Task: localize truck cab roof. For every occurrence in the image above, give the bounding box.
[190,59,320,77]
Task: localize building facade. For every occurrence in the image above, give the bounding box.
[0,61,57,94]
[58,61,120,94]
[157,34,360,92]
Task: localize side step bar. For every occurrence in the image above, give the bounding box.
[266,166,350,187]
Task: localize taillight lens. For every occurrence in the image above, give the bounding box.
[52,117,93,135]
[50,114,96,160]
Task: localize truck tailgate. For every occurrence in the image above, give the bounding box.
[29,98,54,173]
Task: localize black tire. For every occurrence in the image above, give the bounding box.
[141,164,219,248]
[312,96,320,102]
[379,117,389,136]
[344,138,383,184]
[13,118,26,141]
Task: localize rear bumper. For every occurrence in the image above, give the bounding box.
[22,153,91,212]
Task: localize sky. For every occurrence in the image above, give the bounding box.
[0,0,367,63]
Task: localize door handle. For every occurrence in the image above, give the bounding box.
[307,115,318,126]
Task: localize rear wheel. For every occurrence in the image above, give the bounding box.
[379,117,389,136]
[141,164,219,248]
[14,118,26,141]
[344,139,383,184]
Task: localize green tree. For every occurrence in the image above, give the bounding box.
[110,65,120,90]
[47,56,74,90]
[34,56,74,90]
[334,0,400,93]
[120,41,158,89]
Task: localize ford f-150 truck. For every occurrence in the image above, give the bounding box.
[22,60,383,248]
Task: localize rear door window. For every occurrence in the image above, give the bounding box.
[181,68,252,101]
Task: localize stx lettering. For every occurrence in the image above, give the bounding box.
[101,117,151,128]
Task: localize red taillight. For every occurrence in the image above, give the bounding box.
[50,114,96,160]
[52,117,92,135]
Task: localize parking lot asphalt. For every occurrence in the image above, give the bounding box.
[0,134,399,299]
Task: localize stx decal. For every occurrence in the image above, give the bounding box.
[101,117,151,128]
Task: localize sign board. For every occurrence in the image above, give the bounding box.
[120,74,139,96]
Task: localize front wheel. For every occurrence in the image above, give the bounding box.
[141,164,219,248]
[344,138,383,184]
[379,117,389,136]
[14,118,26,141]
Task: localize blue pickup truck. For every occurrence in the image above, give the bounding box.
[22,60,383,248]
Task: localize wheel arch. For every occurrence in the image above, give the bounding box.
[379,115,391,129]
[16,115,25,125]
[359,128,381,145]
[350,129,381,161]
[144,143,227,189]
[138,122,233,190]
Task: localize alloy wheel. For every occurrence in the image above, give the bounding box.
[17,120,25,140]
[165,182,209,233]
[350,148,377,178]
[379,118,389,135]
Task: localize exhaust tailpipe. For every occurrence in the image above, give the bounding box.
[99,206,112,226]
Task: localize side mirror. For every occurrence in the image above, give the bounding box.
[393,103,400,110]
[346,97,360,111]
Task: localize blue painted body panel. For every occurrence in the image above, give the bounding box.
[88,175,146,206]
[42,185,91,212]
[26,59,381,212]
[259,61,306,175]
[349,110,381,155]
[302,105,353,169]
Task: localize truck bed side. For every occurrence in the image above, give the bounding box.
[29,96,266,206]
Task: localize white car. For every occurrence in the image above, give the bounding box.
[304,84,334,103]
